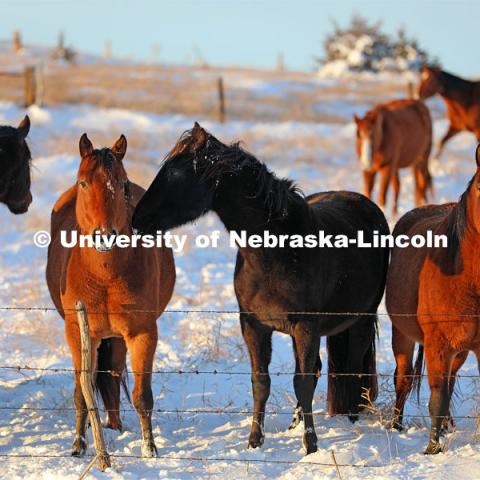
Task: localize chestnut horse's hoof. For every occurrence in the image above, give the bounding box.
[424,441,442,455]
[71,435,87,457]
[248,431,265,449]
[303,430,318,455]
[141,440,158,458]
[104,420,123,431]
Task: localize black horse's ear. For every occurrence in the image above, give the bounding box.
[476,144,480,167]
[17,115,30,140]
[112,134,127,161]
[191,122,207,147]
[79,133,94,158]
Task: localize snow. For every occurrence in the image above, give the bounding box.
[0,80,478,479]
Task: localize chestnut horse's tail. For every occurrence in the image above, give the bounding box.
[412,344,425,403]
[327,315,378,416]
[96,338,130,430]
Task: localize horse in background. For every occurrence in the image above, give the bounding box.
[0,115,32,214]
[132,122,390,455]
[386,145,480,454]
[419,65,480,159]
[354,99,433,215]
[46,134,175,457]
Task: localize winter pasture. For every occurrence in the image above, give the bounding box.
[0,47,480,479]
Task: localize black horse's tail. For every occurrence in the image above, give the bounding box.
[96,338,130,431]
[327,315,377,415]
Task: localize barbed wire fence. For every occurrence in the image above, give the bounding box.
[0,304,480,473]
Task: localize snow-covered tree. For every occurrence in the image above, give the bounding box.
[318,15,434,76]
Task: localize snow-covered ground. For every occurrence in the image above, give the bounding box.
[0,87,479,480]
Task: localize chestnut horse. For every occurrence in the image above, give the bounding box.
[354,99,433,214]
[386,145,480,454]
[46,134,175,457]
[132,123,390,455]
[419,65,480,159]
[0,115,32,213]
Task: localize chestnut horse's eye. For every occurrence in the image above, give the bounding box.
[79,180,88,190]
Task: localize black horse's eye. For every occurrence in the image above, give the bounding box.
[79,180,88,189]
[167,168,182,181]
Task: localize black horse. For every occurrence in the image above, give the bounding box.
[132,123,390,454]
[0,116,32,214]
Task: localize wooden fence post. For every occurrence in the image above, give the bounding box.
[218,77,225,123]
[75,300,111,472]
[24,66,36,107]
[407,81,415,99]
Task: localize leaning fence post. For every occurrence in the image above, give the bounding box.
[24,65,36,107]
[75,300,111,472]
[217,77,225,123]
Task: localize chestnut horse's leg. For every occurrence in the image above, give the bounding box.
[441,351,468,433]
[392,326,415,430]
[240,313,272,449]
[424,343,453,454]
[378,166,393,211]
[65,319,99,456]
[413,165,430,207]
[126,329,158,457]
[292,321,321,454]
[289,342,321,430]
[362,171,377,200]
[435,125,460,160]
[391,170,400,215]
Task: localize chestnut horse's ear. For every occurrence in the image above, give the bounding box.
[353,114,360,124]
[112,134,127,161]
[79,133,94,158]
[191,122,207,148]
[476,144,480,167]
[17,115,30,140]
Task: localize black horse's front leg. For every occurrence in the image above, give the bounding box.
[293,320,321,454]
[240,313,272,449]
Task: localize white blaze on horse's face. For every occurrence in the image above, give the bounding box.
[421,70,430,81]
[360,134,373,171]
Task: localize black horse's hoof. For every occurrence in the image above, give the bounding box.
[348,413,359,423]
[392,421,404,432]
[71,435,87,457]
[248,431,265,449]
[424,441,442,455]
[303,431,318,455]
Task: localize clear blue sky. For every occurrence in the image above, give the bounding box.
[2,0,479,75]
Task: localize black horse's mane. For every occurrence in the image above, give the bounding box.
[165,129,304,218]
[446,177,472,258]
[438,69,476,91]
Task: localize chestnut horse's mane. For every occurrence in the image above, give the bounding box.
[436,68,477,91]
[446,177,472,258]
[165,128,304,218]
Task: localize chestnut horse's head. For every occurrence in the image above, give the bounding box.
[75,133,131,252]
[418,65,443,100]
[0,116,32,214]
[354,110,383,172]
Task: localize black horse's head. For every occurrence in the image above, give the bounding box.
[133,122,219,234]
[0,116,32,214]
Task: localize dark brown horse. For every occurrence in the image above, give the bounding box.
[354,99,433,214]
[132,123,390,454]
[419,65,480,159]
[46,134,175,457]
[386,145,480,454]
[0,116,32,213]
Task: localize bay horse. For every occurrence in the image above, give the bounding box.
[354,99,433,214]
[132,122,390,454]
[419,65,480,159]
[386,144,480,454]
[0,115,32,213]
[46,134,175,457]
